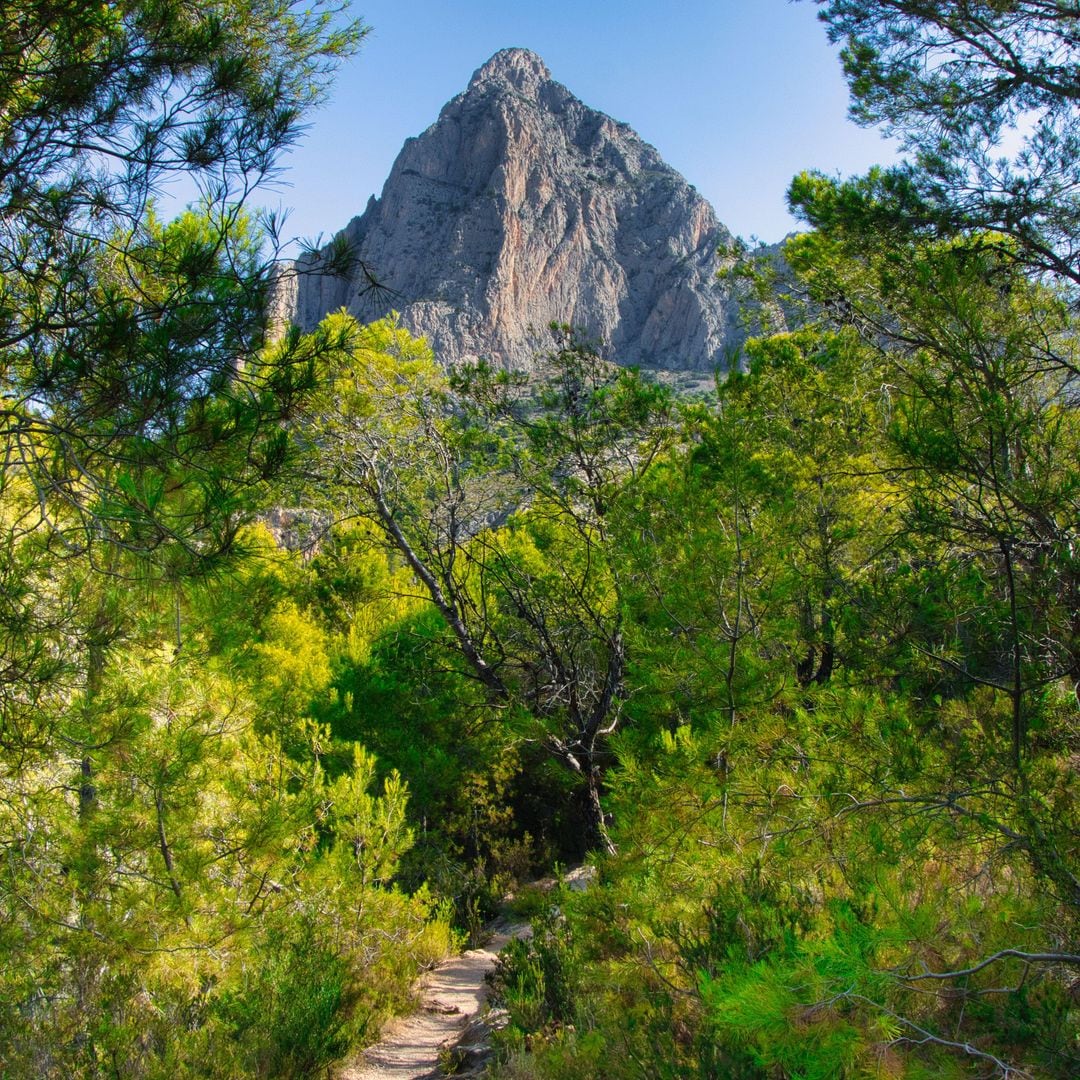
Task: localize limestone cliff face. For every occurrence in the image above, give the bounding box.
[278,48,744,371]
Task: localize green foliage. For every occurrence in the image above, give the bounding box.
[491,903,581,1035]
[487,895,600,1079]
[215,928,355,1079]
[305,318,676,854]
[806,1,1080,285]
[323,743,414,888]
[534,679,1076,1077]
[0,544,453,1076]
[280,231,1079,1080]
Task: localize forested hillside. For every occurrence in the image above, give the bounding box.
[0,3,1076,1079]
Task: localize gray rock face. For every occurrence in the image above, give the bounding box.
[276,48,745,371]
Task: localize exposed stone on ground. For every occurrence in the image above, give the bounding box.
[257,507,331,559]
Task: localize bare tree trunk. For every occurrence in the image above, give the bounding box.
[585,767,616,857]
[1001,536,1025,770]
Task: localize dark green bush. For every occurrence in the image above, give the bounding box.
[489,902,581,1035]
[215,928,358,1079]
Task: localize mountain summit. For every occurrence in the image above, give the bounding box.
[275,48,744,370]
[468,46,552,93]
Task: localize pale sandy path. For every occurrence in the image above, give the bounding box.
[337,868,593,1080]
[337,919,528,1080]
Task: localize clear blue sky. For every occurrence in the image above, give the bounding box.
[263,0,896,250]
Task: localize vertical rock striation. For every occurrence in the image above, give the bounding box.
[277,48,746,371]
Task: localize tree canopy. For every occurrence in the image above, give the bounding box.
[0,0,363,569]
[809,0,1080,285]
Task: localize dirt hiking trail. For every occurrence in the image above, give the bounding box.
[337,919,526,1080]
[337,867,593,1080]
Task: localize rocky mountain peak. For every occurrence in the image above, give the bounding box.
[467,48,551,94]
[273,50,748,371]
